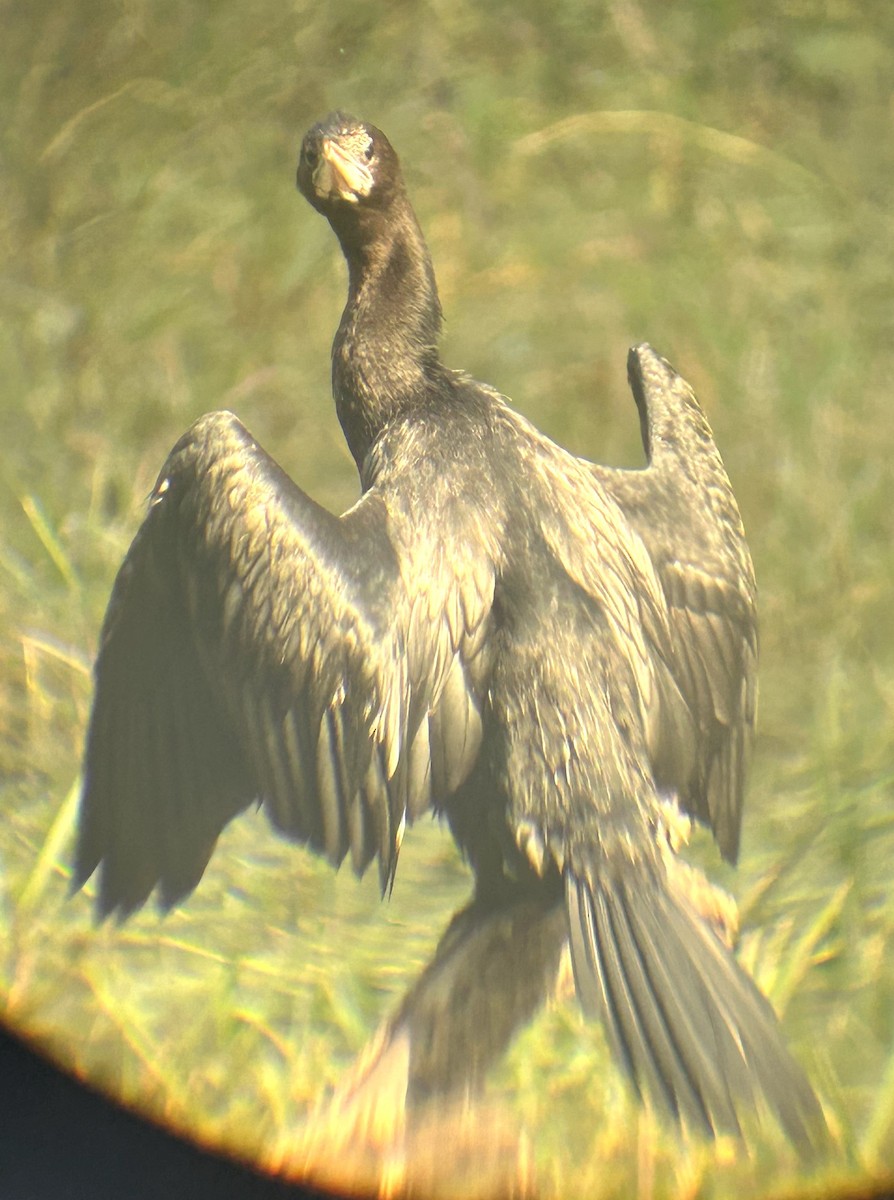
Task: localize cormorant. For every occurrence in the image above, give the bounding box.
[74,111,825,1151]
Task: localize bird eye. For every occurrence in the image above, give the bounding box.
[304,145,318,168]
[363,143,374,162]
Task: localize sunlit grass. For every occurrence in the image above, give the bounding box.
[3,1,894,1196]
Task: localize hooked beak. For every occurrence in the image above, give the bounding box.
[312,137,373,204]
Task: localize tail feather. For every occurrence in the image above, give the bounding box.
[570,875,742,1135]
[566,868,827,1154]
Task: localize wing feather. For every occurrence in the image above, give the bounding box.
[75,410,493,917]
[591,346,758,862]
[316,708,348,865]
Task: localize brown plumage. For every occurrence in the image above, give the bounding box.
[75,111,824,1151]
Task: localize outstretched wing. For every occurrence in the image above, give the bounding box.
[592,346,758,862]
[75,411,492,918]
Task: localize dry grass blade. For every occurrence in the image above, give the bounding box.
[513,110,832,194]
[20,496,80,592]
[16,777,81,915]
[862,1036,894,1171]
[770,881,851,1015]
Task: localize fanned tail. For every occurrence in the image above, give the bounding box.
[565,864,827,1155]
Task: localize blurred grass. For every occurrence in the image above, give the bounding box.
[2,0,894,1195]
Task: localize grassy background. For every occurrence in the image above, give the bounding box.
[2,1,893,1196]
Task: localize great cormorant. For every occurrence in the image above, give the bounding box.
[74,111,825,1151]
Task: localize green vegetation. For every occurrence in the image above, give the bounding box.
[2,2,893,1195]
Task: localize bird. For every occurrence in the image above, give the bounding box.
[74,110,825,1152]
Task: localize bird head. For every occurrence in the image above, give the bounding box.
[297,111,402,217]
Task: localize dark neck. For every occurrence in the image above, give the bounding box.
[330,198,444,471]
